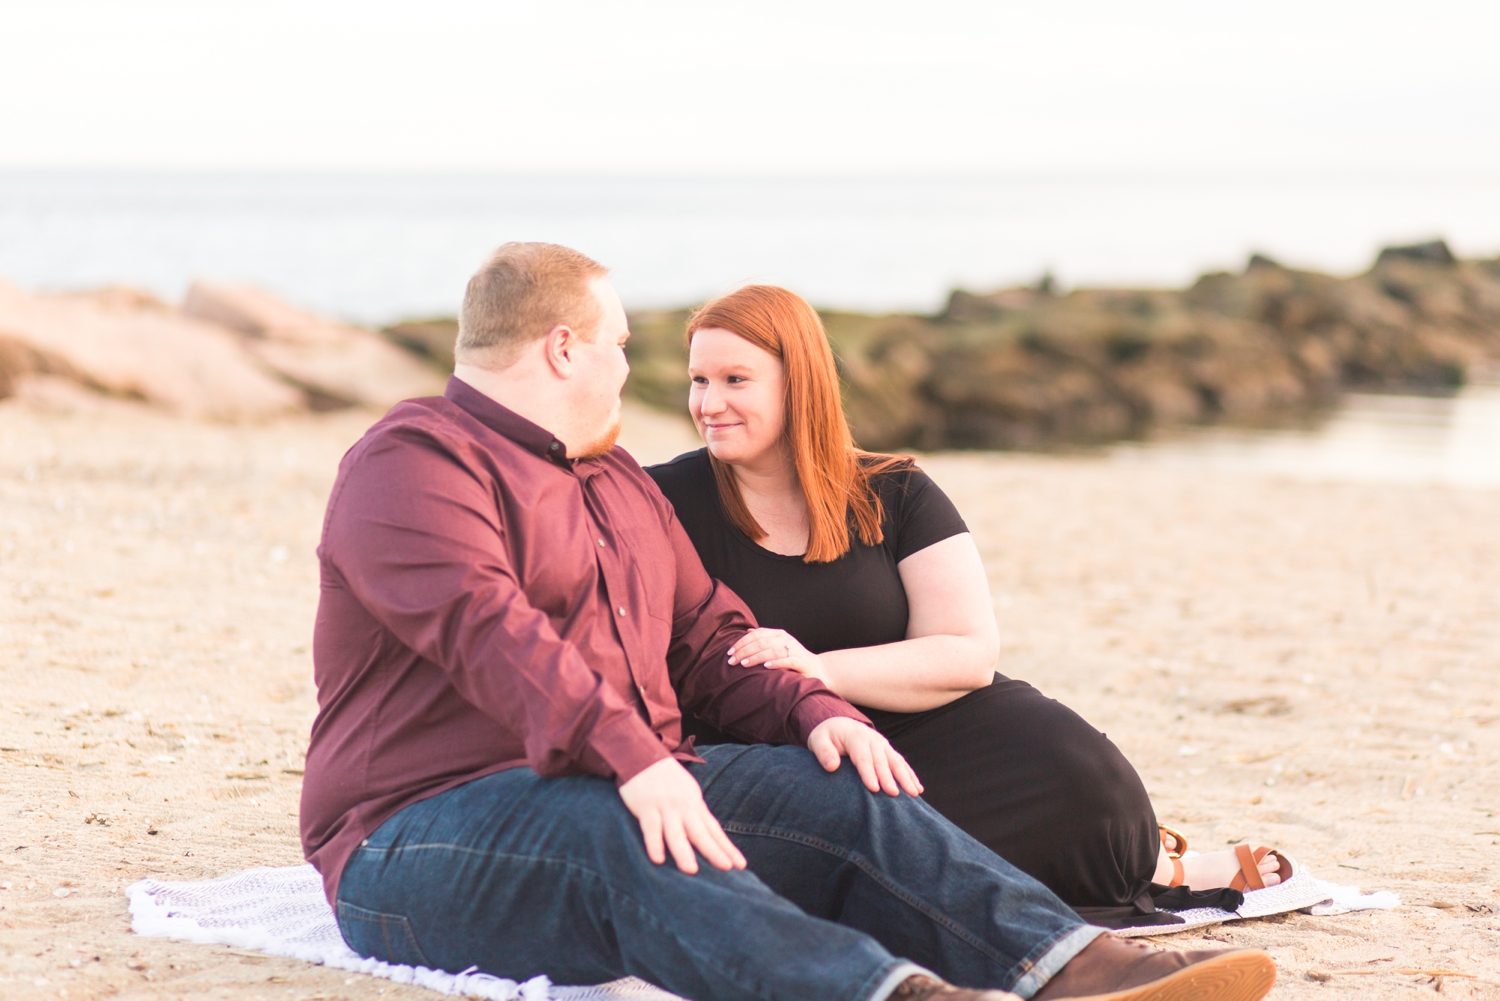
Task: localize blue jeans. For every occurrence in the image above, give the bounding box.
[335,744,1101,1001]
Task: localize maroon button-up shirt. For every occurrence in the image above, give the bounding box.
[301,377,867,903]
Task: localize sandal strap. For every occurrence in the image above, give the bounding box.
[1169,856,1185,888]
[1158,824,1188,859]
[1229,844,1272,892]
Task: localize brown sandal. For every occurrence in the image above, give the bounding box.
[1229,844,1296,891]
[1159,824,1189,887]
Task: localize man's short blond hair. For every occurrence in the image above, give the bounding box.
[456,242,609,368]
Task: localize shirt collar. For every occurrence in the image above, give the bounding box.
[445,376,570,465]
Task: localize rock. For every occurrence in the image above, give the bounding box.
[5,373,156,416]
[381,319,457,372]
[183,282,338,341]
[1376,240,1456,266]
[59,287,176,312]
[184,282,445,409]
[0,280,302,419]
[617,242,1500,451]
[0,332,86,399]
[941,286,1050,322]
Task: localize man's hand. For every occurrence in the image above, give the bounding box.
[808,717,924,797]
[618,757,747,875]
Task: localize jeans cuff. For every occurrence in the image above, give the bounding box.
[1011,924,1108,999]
[865,961,939,1001]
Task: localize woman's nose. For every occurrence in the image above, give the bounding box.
[698,383,726,414]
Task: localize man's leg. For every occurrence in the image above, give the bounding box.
[694,744,1104,998]
[334,766,928,1001]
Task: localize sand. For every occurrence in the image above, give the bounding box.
[1,389,1497,1000]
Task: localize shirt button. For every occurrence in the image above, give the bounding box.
[618,607,627,616]
[361,839,369,846]
[597,538,606,547]
[638,685,646,696]
[548,441,560,452]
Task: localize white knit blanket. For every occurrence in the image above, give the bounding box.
[127,865,684,1001]
[127,864,1399,997]
[1113,868,1400,939]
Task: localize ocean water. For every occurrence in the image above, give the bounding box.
[1112,374,1500,490]
[2,172,1499,324]
[4,170,1498,487]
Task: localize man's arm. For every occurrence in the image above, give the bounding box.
[660,511,869,743]
[617,481,919,875]
[325,427,668,785]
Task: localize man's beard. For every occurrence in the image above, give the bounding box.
[576,416,623,459]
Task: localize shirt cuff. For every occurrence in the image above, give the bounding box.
[591,712,674,786]
[789,692,872,745]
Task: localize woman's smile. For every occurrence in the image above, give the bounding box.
[687,326,787,465]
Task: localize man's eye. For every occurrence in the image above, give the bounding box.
[691,376,707,384]
[727,376,744,384]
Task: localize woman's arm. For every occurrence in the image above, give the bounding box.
[729,533,1000,712]
[821,532,999,711]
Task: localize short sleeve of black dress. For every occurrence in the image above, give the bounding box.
[885,463,970,564]
[645,449,968,659]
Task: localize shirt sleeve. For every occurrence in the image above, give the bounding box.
[890,467,970,563]
[657,494,871,744]
[323,426,670,785]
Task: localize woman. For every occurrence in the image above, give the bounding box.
[645,285,1291,929]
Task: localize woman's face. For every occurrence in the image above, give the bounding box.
[688,327,787,468]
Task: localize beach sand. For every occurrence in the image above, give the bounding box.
[1,392,1497,999]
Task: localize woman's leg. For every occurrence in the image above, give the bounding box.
[873,678,1287,910]
[1153,844,1286,889]
[869,677,1160,912]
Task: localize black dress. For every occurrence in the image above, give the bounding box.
[647,449,1195,928]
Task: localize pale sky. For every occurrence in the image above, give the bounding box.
[1,0,1497,177]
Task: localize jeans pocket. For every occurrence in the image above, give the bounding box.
[336,900,434,969]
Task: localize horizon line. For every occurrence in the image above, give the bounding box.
[5,167,1500,186]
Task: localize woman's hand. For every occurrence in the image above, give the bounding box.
[727,627,828,684]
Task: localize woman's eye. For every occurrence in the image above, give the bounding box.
[690,376,707,384]
[726,376,744,384]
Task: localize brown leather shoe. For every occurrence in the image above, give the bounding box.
[1032,934,1275,1001]
[888,974,1020,1001]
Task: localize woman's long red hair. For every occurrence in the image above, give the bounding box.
[687,285,910,563]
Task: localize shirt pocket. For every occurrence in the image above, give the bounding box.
[617,522,678,621]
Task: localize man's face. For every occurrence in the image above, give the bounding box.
[569,276,631,458]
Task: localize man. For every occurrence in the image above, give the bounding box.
[301,242,1276,1001]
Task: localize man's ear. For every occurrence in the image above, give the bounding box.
[541,323,578,378]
